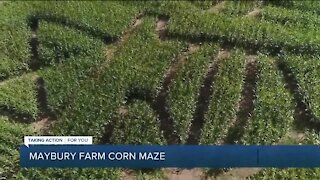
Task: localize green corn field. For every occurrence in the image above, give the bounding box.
[1,1,320,179]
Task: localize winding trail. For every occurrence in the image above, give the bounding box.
[156,15,169,41]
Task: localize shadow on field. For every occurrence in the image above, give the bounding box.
[29,13,117,44]
[0,107,34,123]
[28,15,40,71]
[277,60,320,132]
[186,50,224,144]
[156,14,169,41]
[0,77,55,123]
[224,58,258,144]
[35,77,56,120]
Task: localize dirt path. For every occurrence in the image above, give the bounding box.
[187,49,230,144]
[156,15,169,41]
[164,167,260,180]
[279,130,305,144]
[208,1,226,14]
[215,168,261,180]
[30,117,55,132]
[246,8,262,18]
[165,169,203,180]
[104,14,144,62]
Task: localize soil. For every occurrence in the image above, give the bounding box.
[118,105,129,115]
[216,168,261,180]
[246,8,262,18]
[279,130,305,144]
[188,44,200,53]
[31,117,54,132]
[165,169,203,180]
[208,1,226,14]
[156,15,169,40]
[120,170,136,180]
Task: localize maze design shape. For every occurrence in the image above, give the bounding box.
[1,3,320,147]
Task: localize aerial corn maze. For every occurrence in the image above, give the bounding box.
[1,0,320,179]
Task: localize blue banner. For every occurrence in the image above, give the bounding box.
[20,145,320,168]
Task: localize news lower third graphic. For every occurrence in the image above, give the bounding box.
[21,136,320,168]
[24,136,93,147]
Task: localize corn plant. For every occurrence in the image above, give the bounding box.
[201,49,246,144]
[242,55,294,144]
[168,43,219,143]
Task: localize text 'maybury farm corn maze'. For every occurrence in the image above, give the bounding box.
[2,1,320,179]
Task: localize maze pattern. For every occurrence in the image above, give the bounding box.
[1,1,320,145]
[2,1,320,179]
